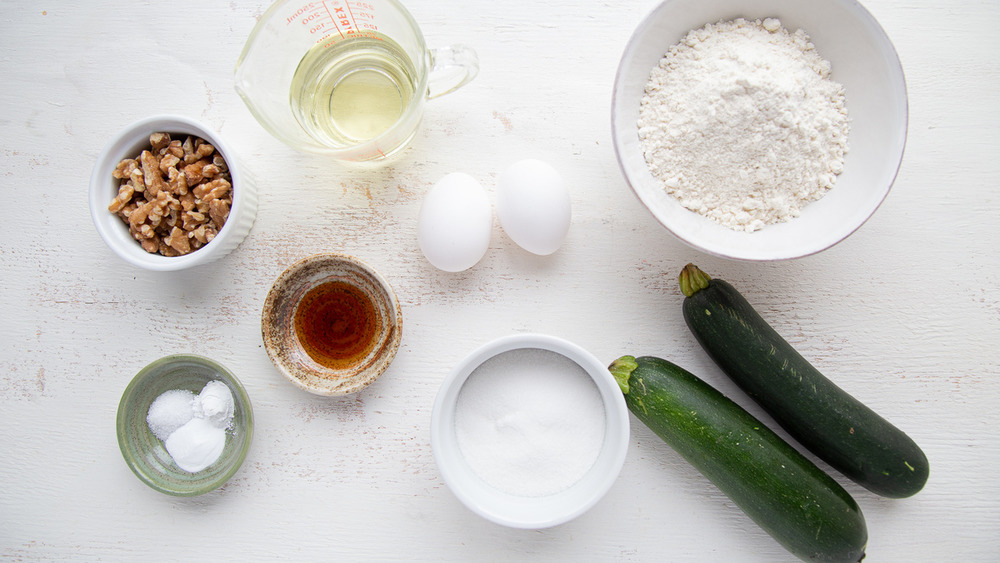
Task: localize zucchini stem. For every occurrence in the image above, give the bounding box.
[679,263,711,297]
[609,355,638,395]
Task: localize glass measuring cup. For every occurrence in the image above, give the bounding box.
[235,0,478,161]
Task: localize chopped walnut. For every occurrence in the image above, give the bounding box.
[113,159,139,180]
[108,132,232,256]
[108,184,134,213]
[167,140,184,160]
[159,153,181,174]
[129,167,145,193]
[208,199,230,230]
[149,132,170,151]
[201,162,221,179]
[139,150,165,197]
[182,160,209,184]
[194,178,231,205]
[163,226,191,255]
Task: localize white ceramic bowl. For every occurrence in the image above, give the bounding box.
[431,334,629,529]
[612,0,907,260]
[89,115,258,271]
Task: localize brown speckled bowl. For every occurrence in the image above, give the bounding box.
[262,253,402,395]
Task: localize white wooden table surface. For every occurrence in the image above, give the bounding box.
[2,1,998,561]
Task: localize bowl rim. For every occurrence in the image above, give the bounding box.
[430,333,630,529]
[89,114,251,271]
[610,0,908,261]
[261,252,403,396]
[116,353,254,496]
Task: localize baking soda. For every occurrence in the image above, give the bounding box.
[638,18,850,232]
[454,348,606,497]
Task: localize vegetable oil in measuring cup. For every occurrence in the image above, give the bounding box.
[289,36,418,147]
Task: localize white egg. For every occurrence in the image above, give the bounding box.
[496,159,571,256]
[417,172,493,272]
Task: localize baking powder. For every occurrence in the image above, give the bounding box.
[638,18,850,232]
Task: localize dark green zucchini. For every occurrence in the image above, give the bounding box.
[610,355,867,562]
[679,263,929,499]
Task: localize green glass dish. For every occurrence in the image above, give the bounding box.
[116,354,254,496]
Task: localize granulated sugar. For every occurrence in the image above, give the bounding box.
[146,389,197,442]
[454,348,606,497]
[638,18,850,232]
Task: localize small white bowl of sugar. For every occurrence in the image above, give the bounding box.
[431,334,630,529]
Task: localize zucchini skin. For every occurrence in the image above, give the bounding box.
[612,356,867,563]
[680,267,929,499]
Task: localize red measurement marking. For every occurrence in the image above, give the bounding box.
[285,4,311,25]
[344,1,360,34]
[315,1,361,37]
[321,2,346,40]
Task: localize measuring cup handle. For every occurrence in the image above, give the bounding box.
[427,45,479,100]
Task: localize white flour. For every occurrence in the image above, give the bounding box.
[638,18,850,232]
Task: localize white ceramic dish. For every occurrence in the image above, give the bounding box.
[612,0,907,261]
[89,114,258,271]
[430,334,629,529]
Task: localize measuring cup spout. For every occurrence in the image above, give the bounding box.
[428,45,479,100]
